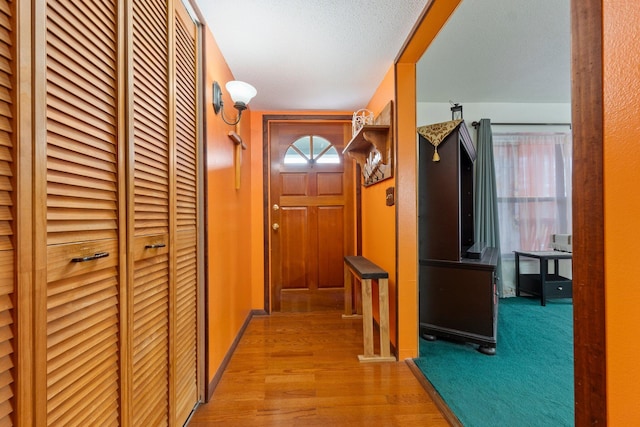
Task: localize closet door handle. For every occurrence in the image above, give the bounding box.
[145,243,166,249]
[71,252,110,263]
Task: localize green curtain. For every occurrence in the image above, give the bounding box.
[475,119,503,295]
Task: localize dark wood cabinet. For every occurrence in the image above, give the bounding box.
[417,120,499,354]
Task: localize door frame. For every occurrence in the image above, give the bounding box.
[398,0,606,423]
[262,115,352,312]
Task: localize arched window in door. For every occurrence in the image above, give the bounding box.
[283,135,341,164]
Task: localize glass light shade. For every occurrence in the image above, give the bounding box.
[225,80,257,105]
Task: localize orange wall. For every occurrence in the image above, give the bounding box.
[362,68,399,345]
[394,62,419,360]
[203,29,254,386]
[361,0,461,359]
[603,1,640,422]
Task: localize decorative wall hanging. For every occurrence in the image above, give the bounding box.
[343,101,394,186]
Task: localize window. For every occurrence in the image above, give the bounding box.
[494,132,572,254]
[283,135,340,165]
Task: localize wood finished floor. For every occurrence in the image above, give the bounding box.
[188,310,450,426]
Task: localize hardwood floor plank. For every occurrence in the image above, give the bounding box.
[189,310,450,426]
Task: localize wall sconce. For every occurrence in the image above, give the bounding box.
[450,103,463,120]
[212,80,257,126]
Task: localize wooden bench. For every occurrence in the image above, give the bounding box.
[342,256,396,362]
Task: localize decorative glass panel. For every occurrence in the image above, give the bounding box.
[284,135,340,164]
[312,137,331,158]
[316,146,340,164]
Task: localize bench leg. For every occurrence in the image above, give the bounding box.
[343,264,353,316]
[342,267,362,319]
[360,278,374,358]
[358,278,396,363]
[378,278,391,358]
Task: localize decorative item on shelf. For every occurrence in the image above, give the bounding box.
[417,119,463,162]
[352,109,374,137]
[363,150,384,185]
[212,80,257,126]
[450,101,463,120]
[342,101,394,187]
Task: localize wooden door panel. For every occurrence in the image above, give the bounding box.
[316,172,343,195]
[317,206,344,288]
[132,234,169,261]
[174,3,200,420]
[175,230,198,421]
[0,251,13,425]
[45,1,121,424]
[132,254,169,427]
[45,246,120,426]
[0,3,14,420]
[47,240,119,283]
[131,0,170,424]
[281,207,309,289]
[281,173,308,196]
[270,122,353,310]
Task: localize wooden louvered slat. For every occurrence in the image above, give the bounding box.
[0,403,13,424]
[47,196,115,213]
[175,8,199,423]
[46,6,115,78]
[133,0,169,239]
[48,1,115,59]
[47,184,116,205]
[0,1,15,424]
[48,364,119,426]
[46,120,117,158]
[47,323,118,391]
[131,252,168,426]
[45,0,120,424]
[175,231,198,420]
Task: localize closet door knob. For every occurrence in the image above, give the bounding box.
[272,223,280,231]
[145,243,166,249]
[71,252,110,263]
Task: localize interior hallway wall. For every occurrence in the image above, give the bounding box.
[203,28,254,390]
[602,1,640,422]
[362,68,399,346]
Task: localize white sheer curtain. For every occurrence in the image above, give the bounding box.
[493,131,572,295]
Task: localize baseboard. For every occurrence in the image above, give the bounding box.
[206,309,268,400]
[405,359,463,427]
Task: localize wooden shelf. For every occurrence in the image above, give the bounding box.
[342,124,391,163]
[341,101,394,187]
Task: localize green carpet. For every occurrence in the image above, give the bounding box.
[415,297,574,427]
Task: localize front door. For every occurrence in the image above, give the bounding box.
[269,121,354,311]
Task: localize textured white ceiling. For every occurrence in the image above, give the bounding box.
[418,0,571,104]
[196,0,428,111]
[195,0,571,111]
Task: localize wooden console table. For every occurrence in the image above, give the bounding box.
[514,250,573,306]
[342,256,396,362]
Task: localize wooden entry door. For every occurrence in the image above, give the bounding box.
[270,122,354,311]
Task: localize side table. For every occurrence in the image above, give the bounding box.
[514,250,572,306]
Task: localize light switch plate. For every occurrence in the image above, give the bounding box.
[386,187,395,206]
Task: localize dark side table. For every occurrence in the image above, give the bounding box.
[514,250,573,306]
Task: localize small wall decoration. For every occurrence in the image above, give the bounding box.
[343,101,394,187]
[352,109,374,137]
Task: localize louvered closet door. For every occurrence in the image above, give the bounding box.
[45,0,121,425]
[0,1,15,423]
[174,5,199,424]
[131,0,170,425]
